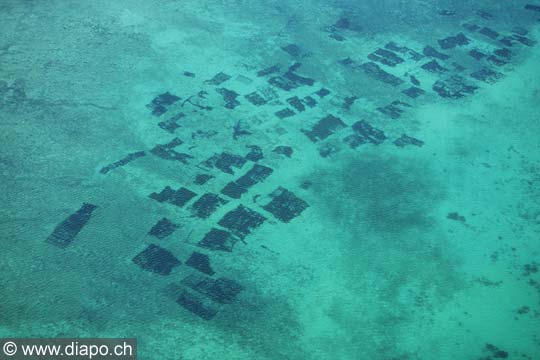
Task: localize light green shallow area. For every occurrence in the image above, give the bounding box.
[1,1,539,359]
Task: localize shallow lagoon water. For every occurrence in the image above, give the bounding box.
[1,1,539,359]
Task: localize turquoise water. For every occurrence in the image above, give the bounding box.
[1,1,539,359]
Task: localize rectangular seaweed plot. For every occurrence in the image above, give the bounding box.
[149,186,197,208]
[262,187,309,223]
[164,283,217,320]
[204,72,231,85]
[377,101,410,119]
[191,193,228,218]
[470,68,503,84]
[433,76,478,99]
[423,46,450,60]
[360,62,405,86]
[218,205,266,239]
[393,134,425,147]
[46,203,97,248]
[438,33,470,49]
[147,92,181,116]
[151,137,193,163]
[221,164,274,199]
[343,120,387,148]
[186,251,215,275]
[367,48,405,67]
[175,288,218,320]
[170,187,198,207]
[100,151,145,174]
[148,218,179,239]
[302,115,347,142]
[204,152,247,174]
[132,244,181,275]
[158,112,184,133]
[198,228,237,252]
[182,273,244,304]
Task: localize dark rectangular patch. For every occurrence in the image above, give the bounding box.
[245,145,263,162]
[338,57,355,66]
[149,186,197,207]
[385,44,421,58]
[221,164,273,199]
[284,63,315,87]
[377,101,411,119]
[329,33,345,41]
[182,274,244,304]
[318,144,339,158]
[170,187,198,207]
[302,96,317,107]
[479,27,499,39]
[342,96,358,110]
[262,187,309,223]
[220,181,247,199]
[360,62,404,86]
[315,88,330,98]
[147,92,181,116]
[499,37,515,47]
[191,193,228,219]
[257,65,280,77]
[367,48,404,67]
[194,174,213,185]
[198,228,237,252]
[176,289,218,320]
[275,108,296,119]
[470,68,503,84]
[204,152,247,174]
[216,88,240,109]
[268,76,298,91]
[132,244,180,275]
[402,87,425,98]
[513,35,535,47]
[149,186,175,202]
[148,218,179,239]
[218,205,266,239]
[281,43,301,57]
[46,203,97,248]
[343,120,386,148]
[385,41,407,53]
[235,164,273,188]
[151,137,193,163]
[158,113,184,133]
[476,10,493,19]
[204,72,231,85]
[393,134,425,147]
[186,251,215,275]
[245,92,268,106]
[438,33,470,49]
[423,46,450,60]
[100,151,145,174]
[525,4,540,12]
[463,23,480,32]
[493,48,512,60]
[302,115,347,142]
[433,76,478,99]
[273,146,293,157]
[421,60,448,73]
[287,96,305,112]
[468,49,486,60]
[486,55,507,67]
